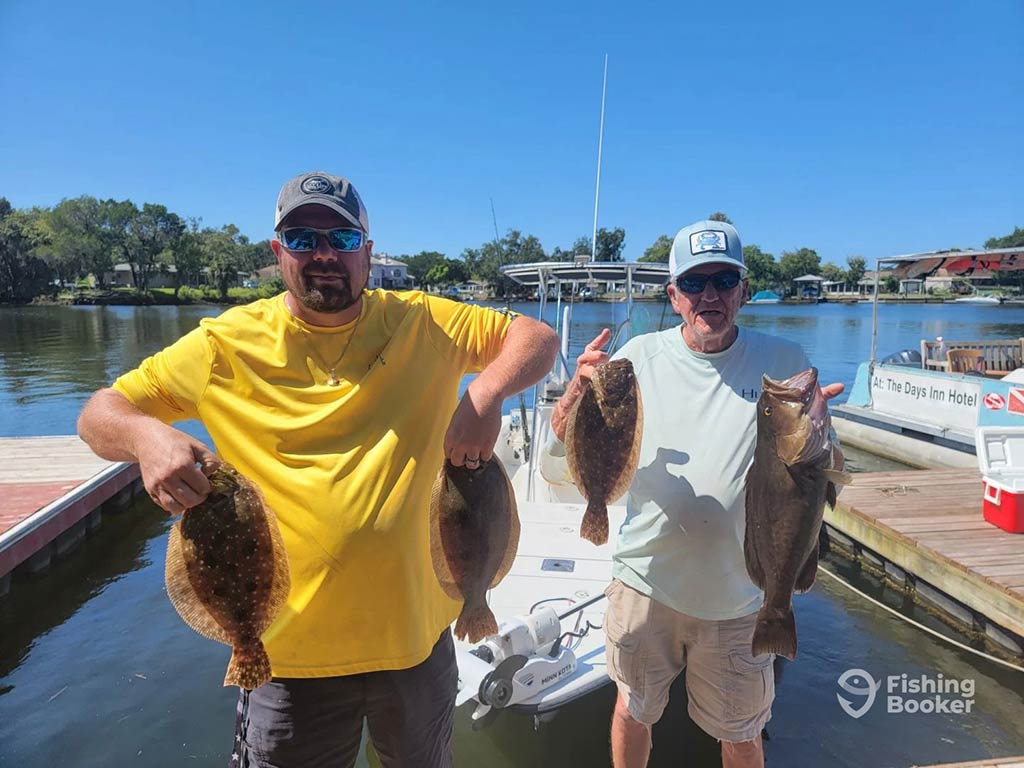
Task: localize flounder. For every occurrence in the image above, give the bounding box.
[430,457,520,642]
[565,358,643,545]
[165,461,290,690]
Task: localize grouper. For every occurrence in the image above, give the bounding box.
[744,368,851,660]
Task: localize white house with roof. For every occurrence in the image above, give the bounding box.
[370,254,409,290]
[102,263,247,290]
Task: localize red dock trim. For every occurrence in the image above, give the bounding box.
[0,464,140,578]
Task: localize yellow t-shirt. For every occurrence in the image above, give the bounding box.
[113,289,515,676]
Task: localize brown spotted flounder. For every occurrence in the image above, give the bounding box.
[566,358,643,545]
[744,368,851,660]
[165,462,290,690]
[430,457,520,642]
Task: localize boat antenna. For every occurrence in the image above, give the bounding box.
[491,197,532,464]
[590,54,608,265]
[490,197,503,264]
[490,197,511,305]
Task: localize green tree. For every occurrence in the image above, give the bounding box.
[403,251,447,287]
[423,258,468,289]
[202,224,245,299]
[41,196,110,287]
[778,247,821,290]
[551,236,592,262]
[846,256,866,287]
[820,263,845,283]
[169,218,205,297]
[571,236,592,257]
[985,227,1024,248]
[639,234,672,263]
[115,202,185,292]
[742,245,778,293]
[0,199,53,302]
[468,230,548,297]
[236,238,274,273]
[595,227,626,262]
[884,275,899,294]
[708,212,733,224]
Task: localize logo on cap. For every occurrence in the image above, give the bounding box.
[691,231,727,255]
[301,176,334,194]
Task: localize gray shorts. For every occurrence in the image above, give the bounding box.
[229,631,458,768]
[604,580,774,742]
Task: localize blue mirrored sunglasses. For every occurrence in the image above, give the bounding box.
[280,227,365,252]
[676,269,742,295]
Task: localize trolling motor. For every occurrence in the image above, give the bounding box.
[455,595,605,727]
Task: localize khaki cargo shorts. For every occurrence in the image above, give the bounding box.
[604,579,774,743]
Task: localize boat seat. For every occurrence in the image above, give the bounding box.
[947,348,985,373]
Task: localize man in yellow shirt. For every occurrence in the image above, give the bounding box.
[77,171,559,768]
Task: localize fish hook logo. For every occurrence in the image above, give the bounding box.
[837,668,880,719]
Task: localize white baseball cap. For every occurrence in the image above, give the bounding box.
[668,220,746,280]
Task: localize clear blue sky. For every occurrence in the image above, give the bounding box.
[2,0,1021,266]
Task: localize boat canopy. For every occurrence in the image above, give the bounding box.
[500,261,670,286]
[867,246,1024,366]
[879,247,1024,279]
[751,290,781,302]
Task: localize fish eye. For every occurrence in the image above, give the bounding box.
[763,406,773,416]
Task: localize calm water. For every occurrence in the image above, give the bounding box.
[3,299,1024,767]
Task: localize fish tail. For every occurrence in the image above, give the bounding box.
[580,498,609,546]
[752,606,798,660]
[454,603,498,644]
[224,641,272,690]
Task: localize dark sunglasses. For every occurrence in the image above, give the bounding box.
[279,227,365,253]
[675,269,743,295]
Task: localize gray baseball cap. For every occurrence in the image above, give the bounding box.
[274,171,370,233]
[668,220,746,279]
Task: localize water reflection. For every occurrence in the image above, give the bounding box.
[0,497,166,682]
[4,301,1024,766]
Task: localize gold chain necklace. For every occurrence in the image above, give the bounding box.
[304,310,363,387]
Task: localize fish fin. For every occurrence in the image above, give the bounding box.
[794,546,819,594]
[564,397,582,491]
[605,382,644,504]
[826,480,838,511]
[164,519,233,645]
[752,606,798,660]
[492,458,520,587]
[743,478,766,589]
[454,601,499,643]
[258,493,292,635]
[580,497,609,546]
[428,466,462,600]
[823,470,852,487]
[224,640,272,690]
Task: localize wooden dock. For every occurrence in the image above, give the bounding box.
[0,436,140,594]
[826,468,1024,653]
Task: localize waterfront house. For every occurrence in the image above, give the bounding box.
[370,254,409,290]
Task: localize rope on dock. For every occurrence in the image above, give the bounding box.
[817,565,1024,674]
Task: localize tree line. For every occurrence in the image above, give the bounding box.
[0,195,273,303]
[3,195,1020,304]
[401,211,872,297]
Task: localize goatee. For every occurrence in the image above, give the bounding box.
[298,282,360,313]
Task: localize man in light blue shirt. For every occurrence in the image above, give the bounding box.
[547,220,844,768]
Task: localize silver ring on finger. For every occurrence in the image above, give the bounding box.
[465,458,481,469]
